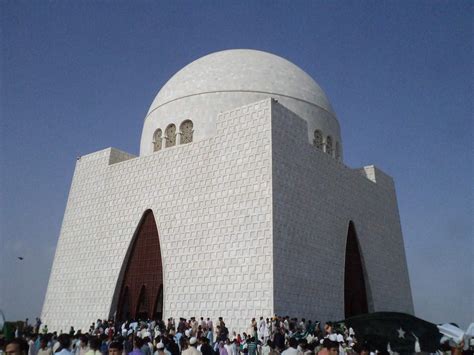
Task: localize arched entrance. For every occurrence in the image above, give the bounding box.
[344,221,368,318]
[116,210,164,321]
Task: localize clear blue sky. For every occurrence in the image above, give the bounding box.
[1,1,472,328]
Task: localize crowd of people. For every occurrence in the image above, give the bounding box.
[0,316,371,355]
[0,316,467,355]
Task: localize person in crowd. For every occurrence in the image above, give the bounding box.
[85,337,101,355]
[268,341,279,355]
[182,338,200,355]
[223,339,236,355]
[158,341,170,355]
[205,319,213,345]
[220,325,229,345]
[5,339,29,355]
[127,338,142,355]
[323,324,332,337]
[197,338,212,355]
[140,338,151,355]
[35,319,42,335]
[178,338,188,355]
[122,335,132,355]
[326,341,338,355]
[105,324,114,341]
[317,339,339,355]
[306,343,316,355]
[99,334,109,355]
[54,334,72,355]
[33,336,41,354]
[299,320,306,334]
[27,334,38,355]
[76,336,88,355]
[261,340,271,355]
[166,318,174,331]
[215,326,221,347]
[163,336,178,355]
[51,335,60,353]
[174,329,183,352]
[71,334,81,355]
[281,338,298,355]
[273,328,285,353]
[297,339,309,355]
[217,342,227,355]
[37,337,52,355]
[190,319,198,337]
[129,322,138,334]
[246,336,257,355]
[152,343,165,355]
[107,342,123,355]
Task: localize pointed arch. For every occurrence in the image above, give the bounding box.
[165,124,176,147]
[153,129,163,152]
[313,129,323,150]
[325,136,333,156]
[344,221,369,318]
[179,120,193,144]
[114,210,164,321]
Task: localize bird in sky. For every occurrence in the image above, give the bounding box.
[17,257,24,260]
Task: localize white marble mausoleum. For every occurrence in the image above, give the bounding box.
[41,49,413,333]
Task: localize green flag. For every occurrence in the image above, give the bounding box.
[334,312,442,353]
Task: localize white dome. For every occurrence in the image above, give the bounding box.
[146,49,335,117]
[140,49,342,158]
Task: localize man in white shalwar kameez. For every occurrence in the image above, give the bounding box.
[258,318,269,344]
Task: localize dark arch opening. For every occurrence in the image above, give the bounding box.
[136,285,148,320]
[152,285,164,320]
[116,210,164,321]
[344,221,369,318]
[117,286,131,320]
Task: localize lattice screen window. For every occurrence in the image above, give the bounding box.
[165,124,176,147]
[335,141,341,160]
[153,129,163,152]
[180,120,193,144]
[326,136,333,156]
[313,129,323,150]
